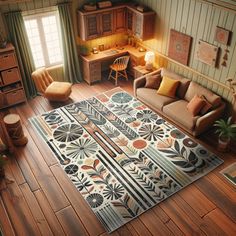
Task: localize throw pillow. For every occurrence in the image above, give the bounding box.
[187,95,206,116]
[200,95,212,115]
[145,74,162,89]
[157,76,179,98]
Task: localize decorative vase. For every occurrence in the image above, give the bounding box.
[218,137,230,152]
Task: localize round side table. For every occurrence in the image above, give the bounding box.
[3,114,28,146]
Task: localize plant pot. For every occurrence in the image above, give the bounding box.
[218,137,230,152]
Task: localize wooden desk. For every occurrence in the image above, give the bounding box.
[80,45,146,85]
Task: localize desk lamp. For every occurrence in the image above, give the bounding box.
[144,51,155,70]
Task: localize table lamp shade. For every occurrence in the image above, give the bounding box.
[144,51,155,70]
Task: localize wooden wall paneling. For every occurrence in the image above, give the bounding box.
[56,206,89,236]
[20,183,54,236]
[175,0,184,32]
[50,164,105,236]
[34,189,66,235]
[163,0,171,55]
[181,0,191,34]
[135,0,235,101]
[192,3,208,73]
[0,197,15,236]
[1,182,40,235]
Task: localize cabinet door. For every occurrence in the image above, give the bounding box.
[100,11,113,36]
[85,14,100,39]
[133,13,143,39]
[126,9,134,33]
[114,8,126,33]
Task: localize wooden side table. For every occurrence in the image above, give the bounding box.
[3,114,28,146]
[133,65,156,79]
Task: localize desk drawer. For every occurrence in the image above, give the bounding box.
[90,62,101,71]
[1,68,21,85]
[6,89,25,105]
[0,52,17,70]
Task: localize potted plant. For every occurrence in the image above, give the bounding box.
[0,29,7,49]
[214,116,236,152]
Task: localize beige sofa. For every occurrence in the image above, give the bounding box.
[134,68,225,137]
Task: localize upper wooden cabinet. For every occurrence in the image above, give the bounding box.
[85,14,100,40]
[78,11,113,40]
[132,10,155,40]
[77,4,156,41]
[113,8,126,33]
[100,11,113,36]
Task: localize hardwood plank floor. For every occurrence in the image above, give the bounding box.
[0,80,236,236]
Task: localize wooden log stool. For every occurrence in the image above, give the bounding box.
[3,114,28,146]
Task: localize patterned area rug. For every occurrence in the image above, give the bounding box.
[30,88,223,233]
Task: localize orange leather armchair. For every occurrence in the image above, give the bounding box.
[32,68,72,102]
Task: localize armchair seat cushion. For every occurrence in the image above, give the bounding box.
[137,88,178,111]
[163,100,199,130]
[45,81,72,101]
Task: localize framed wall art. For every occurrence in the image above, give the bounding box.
[195,40,219,67]
[168,29,192,66]
[215,26,230,45]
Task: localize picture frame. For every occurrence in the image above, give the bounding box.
[215,26,231,45]
[168,29,192,66]
[195,40,219,67]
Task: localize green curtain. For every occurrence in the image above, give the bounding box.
[58,3,82,83]
[5,11,37,99]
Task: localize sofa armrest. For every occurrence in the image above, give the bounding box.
[194,102,226,136]
[133,76,146,97]
[133,68,162,97]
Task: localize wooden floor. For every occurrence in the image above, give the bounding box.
[0,80,236,236]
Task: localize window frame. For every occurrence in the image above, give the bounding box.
[24,11,63,69]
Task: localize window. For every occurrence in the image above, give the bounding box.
[24,12,63,69]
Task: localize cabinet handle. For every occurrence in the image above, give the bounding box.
[7,70,12,73]
[3,55,9,58]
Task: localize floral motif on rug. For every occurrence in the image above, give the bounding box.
[30,88,223,233]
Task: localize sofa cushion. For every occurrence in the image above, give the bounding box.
[136,88,178,111]
[161,68,190,98]
[157,76,179,98]
[163,100,199,130]
[187,95,206,116]
[200,95,213,115]
[185,82,221,108]
[145,74,162,89]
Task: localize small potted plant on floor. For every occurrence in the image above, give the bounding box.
[214,116,236,152]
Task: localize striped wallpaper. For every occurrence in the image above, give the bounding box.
[137,0,236,102]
